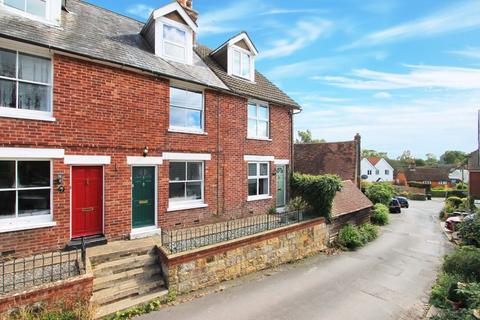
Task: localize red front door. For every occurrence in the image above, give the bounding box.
[72,166,103,238]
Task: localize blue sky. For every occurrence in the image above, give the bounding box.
[89,0,479,159]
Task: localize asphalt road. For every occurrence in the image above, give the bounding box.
[139,199,451,320]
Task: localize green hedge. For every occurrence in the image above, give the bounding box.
[365,183,395,206]
[409,193,427,201]
[430,190,468,198]
[371,203,390,226]
[337,223,379,251]
[291,173,342,223]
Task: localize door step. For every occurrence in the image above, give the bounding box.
[65,235,107,250]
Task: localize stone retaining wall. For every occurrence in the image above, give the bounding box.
[159,218,327,294]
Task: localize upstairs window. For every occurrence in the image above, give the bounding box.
[375,169,380,175]
[232,48,252,80]
[367,170,372,175]
[169,87,203,132]
[0,48,52,118]
[163,24,187,63]
[385,170,390,175]
[248,102,269,139]
[4,0,47,18]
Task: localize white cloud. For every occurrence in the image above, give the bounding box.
[198,2,260,34]
[126,4,153,19]
[260,8,326,16]
[318,64,480,90]
[373,92,392,99]
[266,56,347,80]
[341,1,480,50]
[450,47,480,59]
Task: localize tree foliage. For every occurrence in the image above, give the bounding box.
[361,149,388,158]
[296,130,326,144]
[291,173,342,222]
[425,153,439,166]
[365,183,395,206]
[440,150,467,165]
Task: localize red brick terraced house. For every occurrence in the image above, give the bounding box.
[0,0,301,257]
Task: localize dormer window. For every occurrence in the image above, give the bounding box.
[163,24,187,62]
[1,0,62,25]
[232,48,252,80]
[4,0,47,18]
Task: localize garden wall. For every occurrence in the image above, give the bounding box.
[329,208,371,240]
[158,218,327,294]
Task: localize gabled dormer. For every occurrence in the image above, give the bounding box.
[0,0,63,25]
[141,1,198,65]
[210,32,258,82]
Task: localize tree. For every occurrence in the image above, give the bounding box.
[361,149,388,159]
[296,130,326,144]
[397,150,414,165]
[440,151,467,165]
[365,183,395,206]
[425,153,439,166]
[415,158,426,166]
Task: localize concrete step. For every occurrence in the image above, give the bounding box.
[92,275,164,306]
[94,288,168,319]
[93,265,162,292]
[93,254,158,277]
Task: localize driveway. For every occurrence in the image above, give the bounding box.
[139,199,452,320]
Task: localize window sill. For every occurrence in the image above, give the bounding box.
[168,128,207,135]
[0,220,57,234]
[167,203,208,212]
[247,195,272,202]
[247,137,272,142]
[0,110,56,122]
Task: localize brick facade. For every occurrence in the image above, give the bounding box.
[469,172,480,199]
[0,53,293,257]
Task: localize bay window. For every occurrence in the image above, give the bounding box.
[0,47,52,119]
[169,87,204,132]
[169,161,204,206]
[248,101,269,139]
[0,160,52,221]
[248,162,270,199]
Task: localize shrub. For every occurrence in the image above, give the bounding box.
[443,246,480,282]
[285,196,309,212]
[397,191,410,198]
[371,203,390,226]
[365,182,395,205]
[459,214,480,247]
[430,273,463,308]
[456,182,468,191]
[291,173,343,222]
[447,196,464,209]
[409,193,427,201]
[430,308,475,320]
[358,223,379,243]
[338,224,363,250]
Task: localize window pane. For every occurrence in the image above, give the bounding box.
[0,161,15,189]
[18,53,50,83]
[26,0,46,17]
[241,53,250,78]
[248,163,257,177]
[169,182,185,202]
[164,42,185,60]
[259,178,268,195]
[18,189,50,217]
[0,79,16,108]
[18,82,50,111]
[184,91,202,110]
[248,119,257,137]
[260,163,268,176]
[4,0,24,11]
[185,109,201,129]
[186,182,201,200]
[163,25,186,44]
[18,161,50,188]
[0,191,15,219]
[248,179,257,196]
[187,162,202,180]
[0,48,16,78]
[233,50,241,75]
[248,103,257,118]
[170,106,186,127]
[169,162,186,181]
[258,120,268,138]
[258,106,268,120]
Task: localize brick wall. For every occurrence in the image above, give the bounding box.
[470,172,480,199]
[0,53,292,257]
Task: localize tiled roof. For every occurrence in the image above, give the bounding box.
[0,0,227,89]
[195,45,301,109]
[332,180,373,218]
[402,166,451,182]
[367,157,382,166]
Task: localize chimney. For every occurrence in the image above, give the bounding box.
[177,0,198,23]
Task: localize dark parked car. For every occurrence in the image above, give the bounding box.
[389,199,401,213]
[395,196,409,208]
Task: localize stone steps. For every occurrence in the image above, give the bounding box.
[92,253,157,277]
[93,265,162,291]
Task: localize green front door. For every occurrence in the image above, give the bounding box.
[132,167,155,229]
[276,165,286,208]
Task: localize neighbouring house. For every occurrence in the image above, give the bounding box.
[468,150,480,199]
[395,166,453,188]
[329,180,373,240]
[449,166,469,184]
[0,0,300,258]
[294,134,361,187]
[361,157,394,182]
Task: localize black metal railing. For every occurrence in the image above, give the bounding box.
[0,248,85,295]
[162,210,312,254]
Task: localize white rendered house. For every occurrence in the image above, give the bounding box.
[361,157,394,182]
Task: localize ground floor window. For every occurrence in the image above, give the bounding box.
[169,161,204,205]
[0,160,51,220]
[248,162,270,197]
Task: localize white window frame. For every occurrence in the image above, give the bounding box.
[247,161,271,201]
[169,86,205,134]
[375,169,380,175]
[168,160,207,211]
[1,0,54,23]
[247,100,270,140]
[0,41,54,121]
[0,159,55,233]
[229,45,254,81]
[385,169,390,175]
[156,17,193,65]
